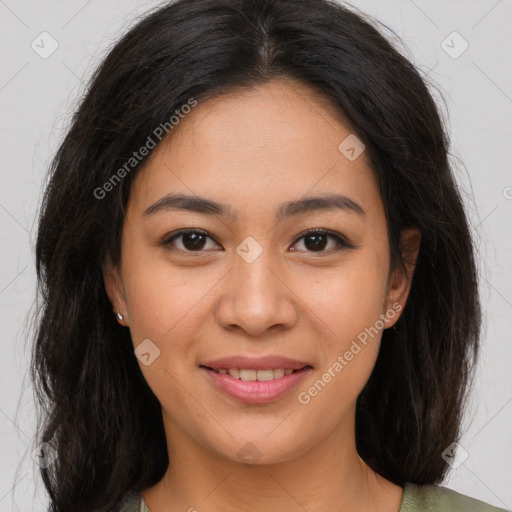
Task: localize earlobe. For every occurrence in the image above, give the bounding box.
[385,227,421,328]
[102,258,129,325]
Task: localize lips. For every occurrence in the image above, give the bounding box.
[200,355,313,404]
[215,368,294,381]
[200,355,311,371]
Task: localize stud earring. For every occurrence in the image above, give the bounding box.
[117,312,124,321]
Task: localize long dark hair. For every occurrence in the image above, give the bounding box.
[30,0,481,510]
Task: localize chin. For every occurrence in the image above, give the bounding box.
[208,434,310,467]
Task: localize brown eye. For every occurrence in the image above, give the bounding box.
[163,229,220,253]
[291,229,353,253]
[162,228,353,255]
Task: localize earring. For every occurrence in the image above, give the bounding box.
[117,312,124,321]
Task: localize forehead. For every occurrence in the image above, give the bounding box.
[127,78,382,221]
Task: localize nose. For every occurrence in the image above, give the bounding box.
[215,244,298,338]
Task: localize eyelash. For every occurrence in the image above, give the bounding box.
[162,228,354,255]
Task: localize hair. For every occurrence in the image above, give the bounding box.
[31,0,481,510]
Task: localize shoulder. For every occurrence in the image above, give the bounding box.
[400,482,510,512]
[109,484,511,512]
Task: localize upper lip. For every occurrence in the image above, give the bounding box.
[200,355,312,370]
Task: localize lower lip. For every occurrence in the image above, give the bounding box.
[201,367,312,404]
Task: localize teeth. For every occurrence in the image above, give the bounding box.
[216,368,297,381]
[273,368,285,379]
[240,369,257,381]
[256,369,274,381]
[228,368,239,379]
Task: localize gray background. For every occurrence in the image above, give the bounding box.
[1,0,511,510]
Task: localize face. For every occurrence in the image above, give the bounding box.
[104,78,419,466]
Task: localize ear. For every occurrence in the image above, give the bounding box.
[383,227,421,328]
[102,257,129,325]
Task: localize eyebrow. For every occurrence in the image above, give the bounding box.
[143,192,365,222]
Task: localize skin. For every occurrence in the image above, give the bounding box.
[104,77,421,512]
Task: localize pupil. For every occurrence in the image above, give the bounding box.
[183,233,206,250]
[305,234,327,251]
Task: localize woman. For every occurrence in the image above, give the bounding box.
[31,0,508,511]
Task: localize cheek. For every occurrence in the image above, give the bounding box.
[120,251,209,409]
[299,252,388,343]
[294,250,389,406]
[120,240,204,346]
[293,260,387,427]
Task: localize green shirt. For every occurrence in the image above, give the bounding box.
[114,482,510,511]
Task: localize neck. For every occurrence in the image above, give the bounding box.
[142,408,403,512]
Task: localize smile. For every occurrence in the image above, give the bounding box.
[200,364,312,404]
[212,368,295,381]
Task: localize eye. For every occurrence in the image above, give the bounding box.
[162,229,221,253]
[291,228,353,253]
[162,228,353,255]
